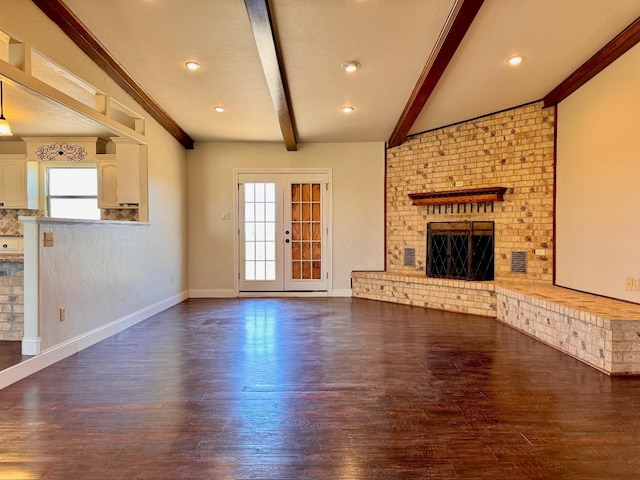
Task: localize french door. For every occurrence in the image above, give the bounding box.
[238,172,329,292]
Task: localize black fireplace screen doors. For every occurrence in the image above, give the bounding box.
[426,221,494,281]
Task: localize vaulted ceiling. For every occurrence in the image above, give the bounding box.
[8,1,640,150]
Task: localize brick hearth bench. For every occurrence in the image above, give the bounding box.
[351,271,640,375]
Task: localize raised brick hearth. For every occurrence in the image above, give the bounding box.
[352,272,640,375]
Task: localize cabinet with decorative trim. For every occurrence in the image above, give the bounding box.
[97,156,118,208]
[0,155,39,209]
[97,138,146,210]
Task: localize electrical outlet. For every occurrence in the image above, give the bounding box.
[59,307,66,322]
[454,181,464,187]
[43,231,54,247]
[634,278,640,292]
[626,277,634,291]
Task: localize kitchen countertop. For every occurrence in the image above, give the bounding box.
[0,255,23,262]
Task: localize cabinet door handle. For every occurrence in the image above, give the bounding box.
[2,244,6,249]
[0,202,4,207]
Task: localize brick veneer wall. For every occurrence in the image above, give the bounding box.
[0,260,24,341]
[386,102,555,283]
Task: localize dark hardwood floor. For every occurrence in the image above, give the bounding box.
[0,340,30,371]
[0,297,639,479]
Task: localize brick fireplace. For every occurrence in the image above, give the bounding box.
[352,101,640,375]
[385,101,555,283]
[353,101,555,316]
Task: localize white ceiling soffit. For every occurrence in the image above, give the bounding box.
[409,0,640,136]
[0,81,114,142]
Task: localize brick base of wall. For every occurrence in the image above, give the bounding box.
[0,259,23,341]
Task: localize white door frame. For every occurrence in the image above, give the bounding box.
[233,168,333,297]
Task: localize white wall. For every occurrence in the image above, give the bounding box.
[187,142,385,296]
[1,4,189,351]
[556,43,640,301]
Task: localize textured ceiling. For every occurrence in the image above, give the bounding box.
[4,0,640,146]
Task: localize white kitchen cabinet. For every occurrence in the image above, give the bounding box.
[97,158,119,208]
[97,139,146,210]
[0,157,38,209]
[114,140,141,206]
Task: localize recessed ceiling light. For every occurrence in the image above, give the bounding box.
[185,61,202,71]
[340,60,361,72]
[213,106,225,113]
[341,106,355,113]
[507,55,523,66]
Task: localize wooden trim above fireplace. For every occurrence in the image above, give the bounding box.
[408,186,508,206]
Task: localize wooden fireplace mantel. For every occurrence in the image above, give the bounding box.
[408,186,508,206]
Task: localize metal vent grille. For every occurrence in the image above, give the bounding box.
[404,248,416,266]
[511,251,527,273]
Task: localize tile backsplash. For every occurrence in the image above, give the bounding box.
[101,209,139,222]
[0,210,43,236]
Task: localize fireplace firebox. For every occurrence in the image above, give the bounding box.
[426,221,494,281]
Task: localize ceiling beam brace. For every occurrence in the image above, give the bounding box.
[32,0,194,149]
[543,16,640,108]
[244,0,298,151]
[387,0,484,148]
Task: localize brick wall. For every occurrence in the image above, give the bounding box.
[0,260,24,341]
[386,102,555,283]
[352,271,496,317]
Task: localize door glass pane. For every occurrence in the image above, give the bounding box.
[245,203,255,221]
[255,261,266,281]
[290,183,321,280]
[265,183,275,202]
[265,261,276,281]
[245,242,255,261]
[244,183,277,282]
[255,203,265,221]
[265,242,275,261]
[245,262,255,281]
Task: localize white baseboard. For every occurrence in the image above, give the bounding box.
[331,289,353,297]
[21,337,41,355]
[239,291,329,298]
[189,289,237,298]
[1,290,188,391]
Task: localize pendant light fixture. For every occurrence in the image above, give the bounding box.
[0,81,13,136]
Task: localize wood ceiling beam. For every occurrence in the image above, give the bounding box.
[387,0,484,148]
[543,16,640,108]
[244,0,298,151]
[32,0,194,149]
